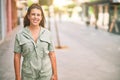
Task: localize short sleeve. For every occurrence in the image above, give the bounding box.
[48,33,55,52]
[14,34,21,54]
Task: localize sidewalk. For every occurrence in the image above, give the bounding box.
[0,26,22,80]
[52,19,120,80]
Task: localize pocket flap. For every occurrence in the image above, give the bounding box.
[40,36,51,43]
[19,36,31,45]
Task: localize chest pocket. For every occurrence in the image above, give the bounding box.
[19,37,34,57]
[39,36,51,52]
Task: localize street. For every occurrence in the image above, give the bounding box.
[51,19,120,80]
[0,19,120,80]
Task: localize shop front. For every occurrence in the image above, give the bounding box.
[82,0,120,34]
[0,0,7,42]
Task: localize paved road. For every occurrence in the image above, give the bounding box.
[51,20,120,80]
[0,19,120,80]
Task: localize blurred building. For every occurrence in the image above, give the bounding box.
[80,0,120,34]
[0,0,42,42]
[0,0,7,42]
[0,0,18,42]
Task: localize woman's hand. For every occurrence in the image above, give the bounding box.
[49,52,58,80]
[51,74,58,80]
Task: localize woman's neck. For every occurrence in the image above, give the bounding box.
[29,25,40,30]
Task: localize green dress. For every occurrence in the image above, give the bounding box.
[14,27,55,80]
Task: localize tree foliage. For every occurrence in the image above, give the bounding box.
[39,0,53,6]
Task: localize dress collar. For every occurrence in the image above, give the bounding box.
[22,26,45,39]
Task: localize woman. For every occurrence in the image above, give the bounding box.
[14,3,57,80]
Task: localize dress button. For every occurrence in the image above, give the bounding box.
[35,45,37,48]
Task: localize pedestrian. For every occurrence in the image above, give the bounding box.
[14,3,58,80]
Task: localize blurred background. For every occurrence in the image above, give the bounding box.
[0,0,120,41]
[0,0,120,80]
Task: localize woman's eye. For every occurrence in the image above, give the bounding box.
[31,13,35,16]
[37,14,40,16]
[31,13,41,16]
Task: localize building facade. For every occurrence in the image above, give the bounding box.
[0,0,17,42]
[0,0,7,42]
[80,0,120,34]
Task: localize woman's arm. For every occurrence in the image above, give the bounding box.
[14,53,21,80]
[49,51,58,80]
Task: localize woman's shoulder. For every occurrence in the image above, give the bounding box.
[40,27,52,43]
[41,27,53,38]
[42,27,50,32]
[42,27,51,35]
[15,27,28,38]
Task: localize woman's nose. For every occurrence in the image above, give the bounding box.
[34,14,37,18]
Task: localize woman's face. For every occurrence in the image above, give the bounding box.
[28,8,42,26]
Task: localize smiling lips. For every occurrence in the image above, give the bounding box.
[33,19,39,23]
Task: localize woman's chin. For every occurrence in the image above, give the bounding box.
[32,23,39,26]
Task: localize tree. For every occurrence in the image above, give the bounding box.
[39,0,53,30]
[39,0,53,6]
